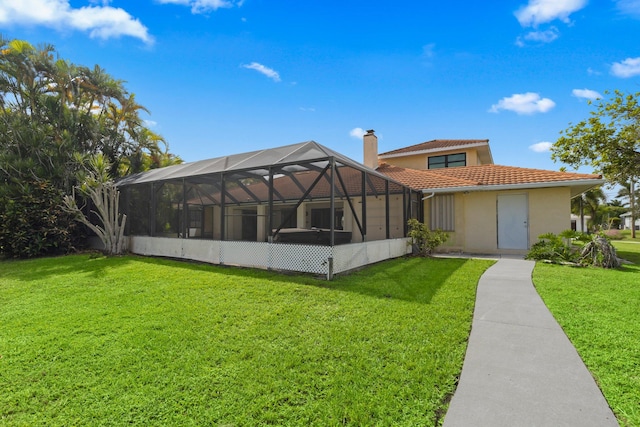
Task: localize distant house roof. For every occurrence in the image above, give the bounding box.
[377,163,603,197]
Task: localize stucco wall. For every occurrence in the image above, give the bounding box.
[346,195,404,242]
[528,187,571,240]
[381,148,480,170]
[425,187,571,254]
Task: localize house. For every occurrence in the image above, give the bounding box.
[116,131,604,276]
[363,130,604,255]
[570,214,591,233]
[117,141,419,278]
[621,212,640,231]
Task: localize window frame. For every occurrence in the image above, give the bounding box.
[428,152,467,169]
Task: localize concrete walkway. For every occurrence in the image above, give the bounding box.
[443,258,618,427]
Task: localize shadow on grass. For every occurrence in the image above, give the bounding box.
[126,254,471,305]
[1,253,474,306]
[0,253,137,282]
[616,251,640,266]
[328,256,471,305]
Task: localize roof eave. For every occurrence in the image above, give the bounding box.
[419,178,605,194]
[379,141,490,159]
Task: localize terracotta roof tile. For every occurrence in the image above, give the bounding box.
[377,163,601,191]
[379,139,489,157]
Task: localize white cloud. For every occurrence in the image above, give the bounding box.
[572,88,602,100]
[515,0,587,27]
[0,0,152,43]
[242,62,281,82]
[349,128,365,139]
[529,141,553,152]
[611,57,640,78]
[616,0,640,17]
[156,0,241,14]
[489,92,556,115]
[522,27,559,43]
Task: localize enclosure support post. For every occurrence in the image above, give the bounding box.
[361,171,367,242]
[385,180,390,239]
[402,187,407,236]
[182,178,188,238]
[150,182,156,237]
[220,173,226,241]
[330,158,336,247]
[268,167,274,243]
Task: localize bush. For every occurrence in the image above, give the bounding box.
[602,229,623,240]
[526,231,583,264]
[407,218,449,257]
[0,181,81,258]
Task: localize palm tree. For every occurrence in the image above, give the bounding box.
[616,180,638,237]
[1,37,180,257]
[572,187,607,232]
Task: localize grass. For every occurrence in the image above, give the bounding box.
[533,241,640,426]
[0,254,493,426]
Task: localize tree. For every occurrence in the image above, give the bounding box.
[0,38,171,189]
[614,181,640,232]
[0,37,178,257]
[552,90,640,237]
[571,187,606,231]
[63,155,127,255]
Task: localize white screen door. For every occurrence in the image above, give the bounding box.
[497,194,529,250]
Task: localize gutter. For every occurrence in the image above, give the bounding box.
[419,178,605,194]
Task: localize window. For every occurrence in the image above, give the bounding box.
[428,153,466,169]
[273,207,297,229]
[311,208,344,230]
[188,207,203,229]
[430,194,455,231]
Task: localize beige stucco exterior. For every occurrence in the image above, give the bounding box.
[344,195,405,242]
[424,187,571,255]
[380,147,483,170]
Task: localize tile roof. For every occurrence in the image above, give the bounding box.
[379,139,489,157]
[185,166,407,206]
[377,163,602,191]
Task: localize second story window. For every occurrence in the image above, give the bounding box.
[428,153,466,169]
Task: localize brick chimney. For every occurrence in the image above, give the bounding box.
[363,129,378,169]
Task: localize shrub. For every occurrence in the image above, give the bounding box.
[526,231,582,264]
[0,181,81,258]
[407,218,449,257]
[602,229,623,240]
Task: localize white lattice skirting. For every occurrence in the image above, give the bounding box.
[128,236,411,278]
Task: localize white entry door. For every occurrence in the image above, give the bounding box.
[497,194,529,250]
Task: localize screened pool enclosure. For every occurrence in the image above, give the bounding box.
[117,141,420,277]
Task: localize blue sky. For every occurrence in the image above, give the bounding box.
[1,0,640,189]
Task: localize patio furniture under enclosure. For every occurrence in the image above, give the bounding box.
[117,141,419,278]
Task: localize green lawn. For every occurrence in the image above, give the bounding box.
[0,254,493,426]
[533,241,640,426]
